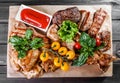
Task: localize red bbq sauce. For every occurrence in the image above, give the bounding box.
[21,8,50,29]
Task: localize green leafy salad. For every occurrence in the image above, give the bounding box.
[9,29,44,59]
[58,20,78,42]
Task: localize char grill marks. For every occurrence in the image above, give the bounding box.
[88,8,107,37]
[78,10,92,31]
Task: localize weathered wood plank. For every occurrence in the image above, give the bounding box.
[0,63,120,82]
[0,7,8,22]
[0,66,6,74]
[0,0,119,5]
[0,23,8,44]
[0,45,7,65]
[112,20,120,41]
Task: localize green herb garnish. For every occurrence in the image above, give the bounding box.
[58,20,78,42]
[9,29,44,59]
[73,32,104,66]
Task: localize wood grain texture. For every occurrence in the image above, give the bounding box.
[0,45,7,65]
[0,2,120,22]
[0,64,120,82]
[0,23,8,44]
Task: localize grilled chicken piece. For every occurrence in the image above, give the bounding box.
[41,59,57,72]
[18,49,40,72]
[9,56,21,71]
[47,24,59,41]
[22,64,43,79]
[78,10,92,31]
[28,27,45,38]
[88,8,107,37]
[52,7,81,25]
[10,21,45,38]
[87,51,115,71]
[14,21,27,30]
[97,31,111,52]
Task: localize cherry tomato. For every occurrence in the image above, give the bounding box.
[96,37,101,46]
[54,57,63,67]
[66,51,75,60]
[40,52,49,62]
[51,42,60,50]
[61,62,69,71]
[58,47,68,56]
[74,42,81,50]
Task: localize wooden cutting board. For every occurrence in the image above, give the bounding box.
[7,5,112,78]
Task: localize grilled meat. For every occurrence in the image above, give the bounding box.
[78,10,93,31]
[87,51,115,71]
[10,21,46,38]
[47,24,59,41]
[97,31,111,52]
[88,8,107,37]
[18,49,40,72]
[52,7,81,25]
[41,59,57,72]
[22,64,43,79]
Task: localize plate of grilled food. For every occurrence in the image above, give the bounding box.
[7,5,115,79]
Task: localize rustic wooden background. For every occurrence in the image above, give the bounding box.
[0,0,120,83]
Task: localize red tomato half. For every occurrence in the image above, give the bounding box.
[96,37,101,46]
[21,8,50,29]
[74,42,81,50]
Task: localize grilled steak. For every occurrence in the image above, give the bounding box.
[52,7,81,25]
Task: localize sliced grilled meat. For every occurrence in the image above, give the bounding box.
[47,24,59,41]
[52,7,81,25]
[78,10,92,31]
[88,8,107,37]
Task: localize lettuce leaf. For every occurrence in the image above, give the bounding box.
[58,20,78,42]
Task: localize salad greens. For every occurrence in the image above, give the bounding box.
[73,32,104,66]
[9,29,44,59]
[58,20,78,42]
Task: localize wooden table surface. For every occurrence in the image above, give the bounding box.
[0,0,120,83]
